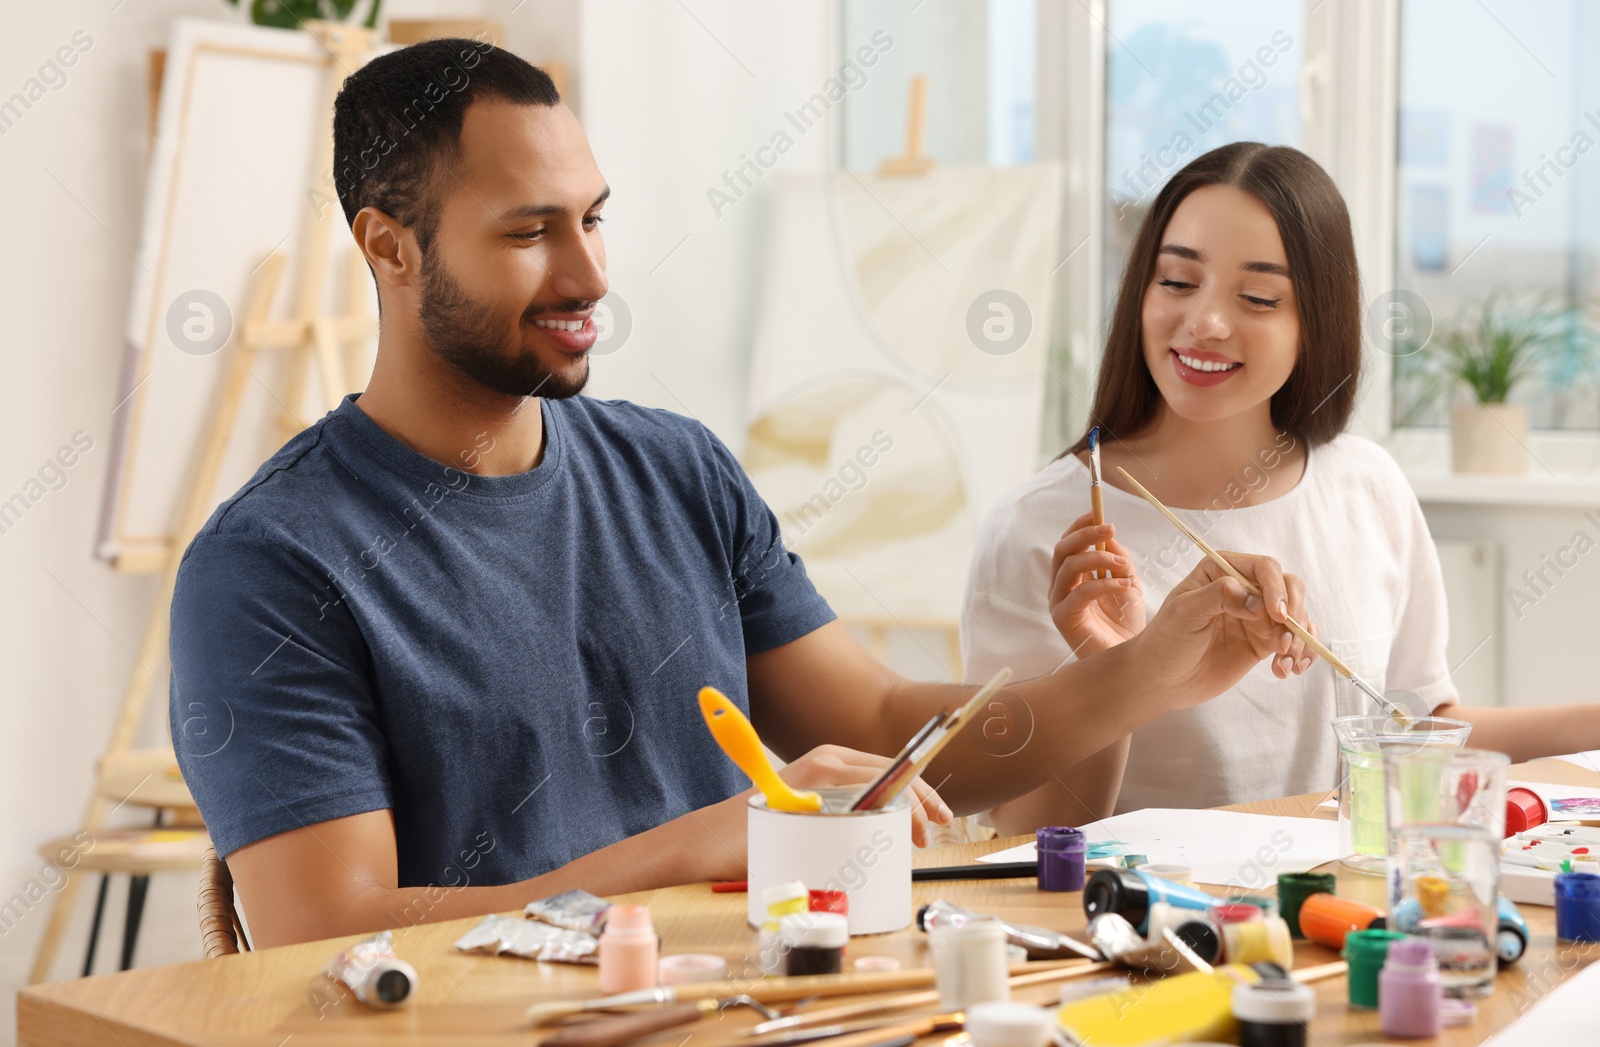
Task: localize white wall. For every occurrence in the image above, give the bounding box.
[1424,501,1600,709]
[574,0,836,443]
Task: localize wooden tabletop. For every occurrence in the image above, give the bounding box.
[18,758,1600,1047]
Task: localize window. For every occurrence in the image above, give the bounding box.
[1104,1,1304,306]
[1393,0,1600,431]
[840,0,1037,169]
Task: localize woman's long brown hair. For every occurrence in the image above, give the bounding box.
[1067,142,1360,457]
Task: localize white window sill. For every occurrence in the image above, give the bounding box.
[1386,428,1600,508]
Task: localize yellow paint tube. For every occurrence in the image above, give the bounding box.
[1055,963,1265,1046]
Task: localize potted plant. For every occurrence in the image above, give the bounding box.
[1418,294,1583,474]
[224,0,382,30]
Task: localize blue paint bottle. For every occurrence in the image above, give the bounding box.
[1555,871,1600,943]
[1082,868,1218,935]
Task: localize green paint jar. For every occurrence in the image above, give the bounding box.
[1277,872,1336,939]
[1342,929,1407,1009]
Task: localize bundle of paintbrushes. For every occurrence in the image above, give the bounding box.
[848,667,1013,811]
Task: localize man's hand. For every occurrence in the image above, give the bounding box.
[1128,550,1317,707]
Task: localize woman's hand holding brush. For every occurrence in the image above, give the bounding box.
[1049,511,1146,658]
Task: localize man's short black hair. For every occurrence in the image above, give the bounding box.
[332,38,560,254]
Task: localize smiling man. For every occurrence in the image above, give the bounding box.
[169,41,1318,948]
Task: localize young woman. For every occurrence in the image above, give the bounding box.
[961,142,1600,834]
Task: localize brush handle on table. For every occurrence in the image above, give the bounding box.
[541,1001,712,1047]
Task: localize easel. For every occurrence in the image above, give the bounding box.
[29,21,381,983]
[878,75,936,176]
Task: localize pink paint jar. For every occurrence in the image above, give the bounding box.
[598,904,658,993]
[1379,937,1442,1038]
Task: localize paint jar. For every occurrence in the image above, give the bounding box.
[657,953,726,985]
[1341,929,1406,1009]
[1232,979,1315,1047]
[1083,868,1218,935]
[1379,937,1443,1038]
[598,905,658,993]
[758,880,809,975]
[1332,715,1470,874]
[780,912,848,976]
[1276,873,1336,939]
[747,787,912,935]
[1226,895,1280,921]
[1298,892,1386,949]
[1036,826,1086,892]
[1212,906,1293,969]
[964,1002,1055,1047]
[1555,871,1600,942]
[1139,863,1193,884]
[809,889,849,915]
[1505,787,1548,835]
[929,918,1010,1010]
[1386,747,1509,998]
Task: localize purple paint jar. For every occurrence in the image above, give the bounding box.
[1036,826,1085,892]
[1379,937,1442,1039]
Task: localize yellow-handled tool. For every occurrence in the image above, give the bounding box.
[698,687,822,813]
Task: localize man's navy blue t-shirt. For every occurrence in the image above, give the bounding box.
[169,393,835,887]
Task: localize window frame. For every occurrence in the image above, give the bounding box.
[1041,0,1600,474]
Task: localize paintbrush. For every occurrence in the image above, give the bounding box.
[527,960,1090,1027]
[854,667,1014,810]
[741,960,1110,1036]
[1112,466,1406,720]
[848,711,948,812]
[1088,426,1108,580]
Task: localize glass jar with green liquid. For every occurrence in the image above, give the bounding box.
[1332,715,1471,874]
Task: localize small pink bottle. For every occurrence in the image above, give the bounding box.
[1379,938,1442,1038]
[599,905,658,993]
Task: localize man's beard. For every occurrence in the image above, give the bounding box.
[417,250,590,400]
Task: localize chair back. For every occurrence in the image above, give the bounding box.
[198,847,249,957]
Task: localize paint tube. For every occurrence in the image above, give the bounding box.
[525,888,612,935]
[453,913,600,963]
[324,930,417,1008]
[919,900,1099,960]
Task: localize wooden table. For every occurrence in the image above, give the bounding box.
[19,759,1600,1046]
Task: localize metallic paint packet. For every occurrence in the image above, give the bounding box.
[525,888,611,935]
[453,914,599,964]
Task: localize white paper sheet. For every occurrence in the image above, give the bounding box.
[1548,750,1600,773]
[975,808,1340,889]
[1509,779,1600,803]
[1481,957,1600,1045]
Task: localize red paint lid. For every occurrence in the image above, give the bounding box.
[809,889,849,915]
[1210,903,1262,924]
[1506,787,1548,835]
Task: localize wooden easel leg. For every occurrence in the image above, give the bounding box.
[28,254,288,985]
[343,249,372,393]
[312,316,348,410]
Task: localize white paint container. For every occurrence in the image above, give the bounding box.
[746,787,913,935]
